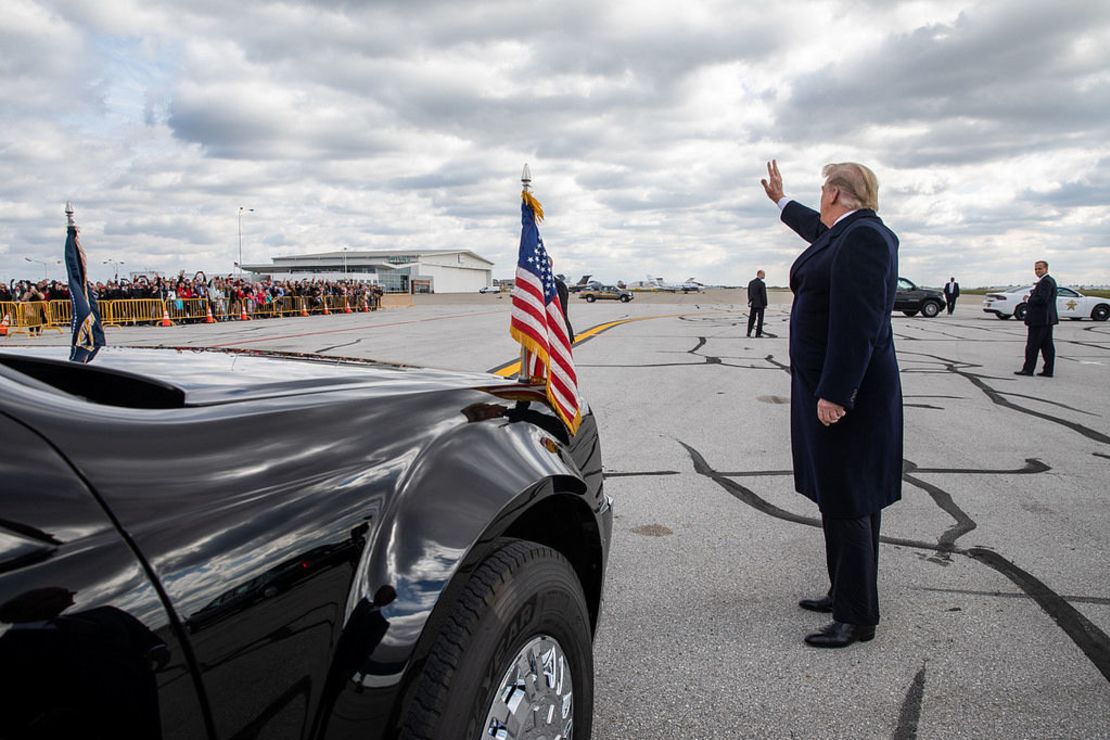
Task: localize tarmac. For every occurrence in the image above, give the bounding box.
[5,288,1109,739]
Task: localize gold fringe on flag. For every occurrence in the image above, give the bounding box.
[522,190,544,222]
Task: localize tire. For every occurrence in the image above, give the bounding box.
[1014,304,1028,321]
[398,540,593,740]
[902,310,918,317]
[1093,304,1110,321]
[619,295,631,303]
[921,300,941,318]
[585,295,596,303]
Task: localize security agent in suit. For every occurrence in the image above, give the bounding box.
[1015,260,1057,377]
[944,277,960,315]
[747,270,768,337]
[761,160,903,648]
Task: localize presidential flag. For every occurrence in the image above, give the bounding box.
[64,205,106,363]
[509,189,581,434]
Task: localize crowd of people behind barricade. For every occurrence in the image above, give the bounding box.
[1,273,386,330]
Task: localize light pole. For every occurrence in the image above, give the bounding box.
[343,247,348,278]
[238,206,254,277]
[103,258,125,281]
[24,256,48,280]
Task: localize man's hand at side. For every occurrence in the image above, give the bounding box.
[817,398,846,427]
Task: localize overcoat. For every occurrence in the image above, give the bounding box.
[747,278,768,308]
[1023,275,1058,327]
[783,202,903,518]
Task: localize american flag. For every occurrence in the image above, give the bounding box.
[509,191,581,435]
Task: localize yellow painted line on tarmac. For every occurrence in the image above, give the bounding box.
[490,313,687,377]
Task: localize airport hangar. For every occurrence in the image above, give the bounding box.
[241,249,494,293]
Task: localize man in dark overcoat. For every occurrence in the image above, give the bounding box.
[944,277,960,315]
[1015,260,1058,377]
[747,270,768,337]
[761,160,903,648]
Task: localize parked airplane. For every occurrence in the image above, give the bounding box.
[646,275,706,293]
[567,275,602,293]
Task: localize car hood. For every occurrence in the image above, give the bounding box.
[0,346,526,408]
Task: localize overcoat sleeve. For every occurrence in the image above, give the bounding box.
[815,224,894,409]
[781,201,827,244]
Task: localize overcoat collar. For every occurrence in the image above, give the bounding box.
[790,209,881,283]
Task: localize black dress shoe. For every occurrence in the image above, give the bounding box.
[1037,371,1053,377]
[804,621,876,648]
[1013,370,1034,376]
[798,595,833,613]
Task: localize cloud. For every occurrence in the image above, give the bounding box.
[1,0,1109,288]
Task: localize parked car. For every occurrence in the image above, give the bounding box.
[579,285,634,303]
[478,285,500,293]
[0,347,611,739]
[895,277,946,317]
[982,286,1110,321]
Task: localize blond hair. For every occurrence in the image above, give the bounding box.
[822,162,879,211]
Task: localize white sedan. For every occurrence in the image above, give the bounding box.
[982,285,1110,321]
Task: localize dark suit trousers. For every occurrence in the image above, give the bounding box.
[945,296,957,314]
[822,511,881,626]
[1022,325,1055,374]
[747,306,765,336]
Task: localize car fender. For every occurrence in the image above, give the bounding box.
[341,414,590,660]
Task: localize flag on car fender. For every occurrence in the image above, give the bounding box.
[63,203,106,363]
[509,189,581,435]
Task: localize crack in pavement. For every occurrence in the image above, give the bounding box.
[899,351,1110,445]
[674,440,1110,687]
[893,663,927,740]
[315,338,365,354]
[919,587,1110,606]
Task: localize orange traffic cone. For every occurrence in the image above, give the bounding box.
[160,304,174,327]
[322,300,331,316]
[300,299,309,317]
[360,297,369,312]
[343,297,352,314]
[0,312,10,336]
[240,303,252,321]
[204,302,217,324]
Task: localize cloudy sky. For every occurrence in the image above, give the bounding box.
[2,0,1108,288]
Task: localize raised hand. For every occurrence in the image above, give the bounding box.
[761,159,785,202]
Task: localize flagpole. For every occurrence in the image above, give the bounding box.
[518,163,533,382]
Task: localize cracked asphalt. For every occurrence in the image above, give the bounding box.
[6,289,1107,738]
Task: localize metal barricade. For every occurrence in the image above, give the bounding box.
[101,298,165,326]
[165,297,211,323]
[46,300,71,330]
[14,302,62,334]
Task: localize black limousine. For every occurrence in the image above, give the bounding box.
[0,347,611,739]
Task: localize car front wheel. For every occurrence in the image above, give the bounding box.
[921,300,941,318]
[1014,304,1028,321]
[619,295,631,303]
[585,295,596,302]
[1093,304,1110,321]
[398,540,593,740]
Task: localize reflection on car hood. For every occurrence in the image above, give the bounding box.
[0,346,520,406]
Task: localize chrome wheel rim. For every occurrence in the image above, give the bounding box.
[483,634,573,740]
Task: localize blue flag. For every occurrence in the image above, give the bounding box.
[64,218,106,363]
